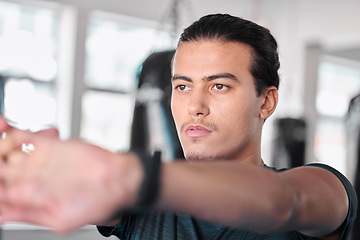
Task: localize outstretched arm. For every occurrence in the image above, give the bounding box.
[0,116,350,238]
[157,161,349,239]
[0,116,143,233]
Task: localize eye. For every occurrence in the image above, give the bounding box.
[175,84,190,91]
[213,84,229,91]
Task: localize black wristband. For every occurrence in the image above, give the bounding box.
[135,150,162,208]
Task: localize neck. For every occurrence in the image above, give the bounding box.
[235,153,264,166]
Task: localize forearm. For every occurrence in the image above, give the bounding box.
[154,161,295,233]
[98,151,144,226]
[111,153,346,237]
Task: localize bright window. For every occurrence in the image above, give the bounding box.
[315,60,360,174]
[0,1,58,131]
[81,13,173,151]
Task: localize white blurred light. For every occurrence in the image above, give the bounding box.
[316,90,349,117]
[315,143,346,175]
[4,79,56,131]
[81,91,134,152]
[0,30,57,81]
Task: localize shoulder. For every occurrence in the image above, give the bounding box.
[281,163,356,212]
[305,163,357,240]
[273,163,357,239]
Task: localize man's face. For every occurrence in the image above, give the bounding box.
[171,40,265,162]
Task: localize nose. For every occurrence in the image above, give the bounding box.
[187,90,210,118]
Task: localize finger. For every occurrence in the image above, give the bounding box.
[6,151,27,168]
[0,204,55,230]
[0,160,7,174]
[36,128,59,138]
[0,156,23,188]
[0,128,42,156]
[0,186,77,233]
[0,130,38,161]
[0,128,18,157]
[0,127,55,158]
[3,176,42,210]
[0,115,11,132]
[0,205,72,233]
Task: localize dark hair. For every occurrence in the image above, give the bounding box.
[178,13,280,96]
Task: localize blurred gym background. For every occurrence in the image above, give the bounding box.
[0,0,360,239]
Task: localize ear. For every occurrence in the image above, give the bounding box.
[259,86,278,120]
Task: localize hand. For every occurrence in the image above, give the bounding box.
[0,116,143,233]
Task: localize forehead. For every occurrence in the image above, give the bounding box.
[172,40,253,77]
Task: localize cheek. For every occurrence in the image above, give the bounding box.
[214,98,248,121]
[214,101,257,134]
[224,111,247,134]
[171,98,184,131]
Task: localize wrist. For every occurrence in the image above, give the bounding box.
[111,152,144,209]
[108,150,162,221]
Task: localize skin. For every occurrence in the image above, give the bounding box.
[0,40,349,239]
[162,40,347,238]
[0,125,143,232]
[171,40,271,164]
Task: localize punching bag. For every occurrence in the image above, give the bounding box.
[272,118,306,169]
[130,50,184,161]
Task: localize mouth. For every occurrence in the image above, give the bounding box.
[185,124,212,138]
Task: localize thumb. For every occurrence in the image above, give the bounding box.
[36,128,59,139]
[7,128,52,152]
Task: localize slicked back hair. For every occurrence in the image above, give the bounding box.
[178,13,280,96]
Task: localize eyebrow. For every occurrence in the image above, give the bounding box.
[172,73,239,82]
[172,75,192,82]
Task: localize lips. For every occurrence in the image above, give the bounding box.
[185,124,212,138]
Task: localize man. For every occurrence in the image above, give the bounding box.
[0,14,356,239]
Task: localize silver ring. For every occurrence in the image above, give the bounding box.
[22,143,35,154]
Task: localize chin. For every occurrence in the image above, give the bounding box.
[184,150,222,162]
[181,141,228,162]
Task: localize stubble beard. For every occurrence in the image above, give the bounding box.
[185,150,224,162]
[180,121,221,162]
